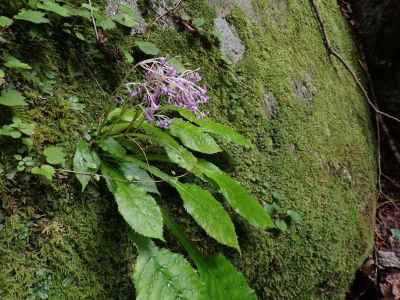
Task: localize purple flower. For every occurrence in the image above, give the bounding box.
[127,57,209,128]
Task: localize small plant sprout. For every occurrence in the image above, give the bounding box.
[126,57,209,128]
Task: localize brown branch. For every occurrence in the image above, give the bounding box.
[309,0,400,124]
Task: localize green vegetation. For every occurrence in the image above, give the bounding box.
[0,0,376,299]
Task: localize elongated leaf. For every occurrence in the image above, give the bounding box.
[163,212,257,300]
[119,161,159,195]
[101,164,163,239]
[37,1,71,17]
[175,183,239,250]
[169,118,222,154]
[198,254,257,300]
[135,41,160,55]
[4,56,31,70]
[114,181,163,240]
[142,122,197,171]
[0,89,26,106]
[73,140,100,191]
[0,16,13,28]
[98,136,127,157]
[14,9,50,24]
[197,160,274,229]
[177,109,251,146]
[131,233,202,300]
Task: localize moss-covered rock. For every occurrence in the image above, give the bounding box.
[0,0,376,299]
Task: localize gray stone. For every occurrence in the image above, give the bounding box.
[106,0,147,35]
[149,0,180,27]
[263,90,278,118]
[214,17,245,63]
[291,73,317,103]
[208,0,258,21]
[378,251,400,269]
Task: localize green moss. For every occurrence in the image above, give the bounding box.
[0,0,376,299]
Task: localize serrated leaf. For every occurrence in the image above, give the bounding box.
[175,183,239,250]
[112,4,138,27]
[31,164,55,181]
[0,16,13,28]
[169,118,222,154]
[73,140,100,191]
[14,9,50,24]
[177,109,251,146]
[43,146,66,165]
[132,234,202,300]
[0,89,27,106]
[98,137,127,157]
[119,161,159,195]
[197,160,274,229]
[164,212,257,300]
[113,181,163,240]
[142,122,197,171]
[37,1,71,17]
[4,55,32,70]
[135,41,160,56]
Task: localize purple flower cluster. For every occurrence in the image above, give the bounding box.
[127,58,209,128]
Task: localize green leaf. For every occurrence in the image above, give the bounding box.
[0,16,13,28]
[113,180,163,239]
[73,140,100,191]
[142,122,197,171]
[37,1,71,17]
[196,160,274,229]
[98,137,127,157]
[135,41,160,56]
[274,219,288,232]
[175,183,239,250]
[121,47,133,63]
[163,212,257,300]
[132,234,202,300]
[391,228,400,240]
[96,15,116,30]
[287,210,302,223]
[198,254,257,300]
[119,161,159,195]
[14,9,50,24]
[4,55,32,70]
[169,119,222,154]
[112,4,138,27]
[0,89,27,106]
[31,164,55,181]
[192,17,205,28]
[0,125,21,138]
[0,69,5,78]
[43,146,66,165]
[10,117,34,135]
[168,57,185,73]
[177,109,251,146]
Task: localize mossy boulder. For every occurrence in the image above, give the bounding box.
[0,0,376,299]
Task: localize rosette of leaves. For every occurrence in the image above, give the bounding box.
[73,106,273,299]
